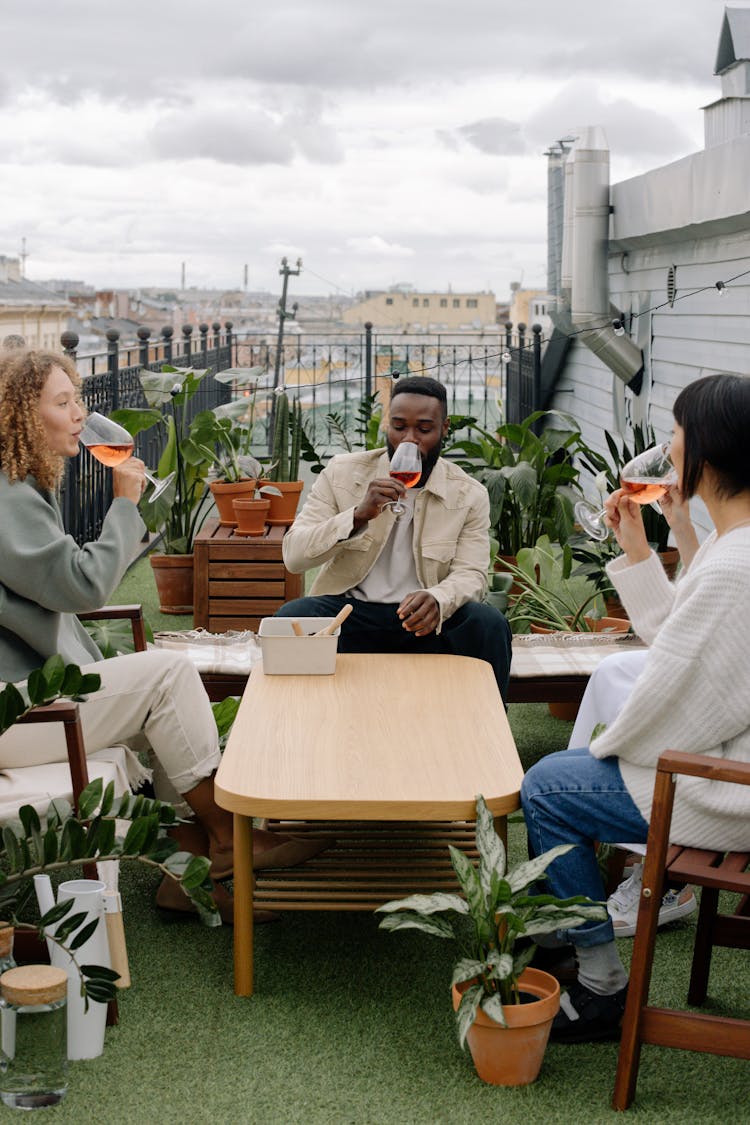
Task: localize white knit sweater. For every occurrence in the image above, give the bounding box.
[590,528,750,850]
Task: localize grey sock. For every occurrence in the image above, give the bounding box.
[575,942,629,996]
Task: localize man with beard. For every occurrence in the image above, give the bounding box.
[276,376,512,701]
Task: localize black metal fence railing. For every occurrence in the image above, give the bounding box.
[60,325,232,544]
[56,321,543,544]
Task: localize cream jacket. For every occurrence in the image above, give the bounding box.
[282,450,490,629]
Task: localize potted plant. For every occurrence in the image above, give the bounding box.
[503,536,629,718]
[377,795,607,1086]
[0,658,221,1008]
[569,533,627,619]
[188,405,263,527]
[577,423,678,580]
[504,536,617,635]
[262,388,323,525]
[446,410,586,568]
[231,481,282,537]
[112,365,216,613]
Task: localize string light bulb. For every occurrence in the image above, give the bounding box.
[612,318,625,337]
[715,280,726,295]
[501,351,512,364]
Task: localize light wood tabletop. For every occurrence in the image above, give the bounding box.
[215,652,524,994]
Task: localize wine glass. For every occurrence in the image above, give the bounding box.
[384,442,422,516]
[575,442,677,541]
[78,412,175,502]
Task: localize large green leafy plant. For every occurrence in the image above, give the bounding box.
[0,657,220,1004]
[447,411,585,555]
[112,365,215,554]
[503,535,606,633]
[377,795,606,1047]
[196,366,265,483]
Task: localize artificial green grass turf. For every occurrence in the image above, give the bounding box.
[43,559,748,1122]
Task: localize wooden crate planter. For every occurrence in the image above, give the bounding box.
[193,518,302,632]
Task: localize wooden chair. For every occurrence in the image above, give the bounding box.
[4,606,148,817]
[7,605,147,1022]
[613,749,750,1110]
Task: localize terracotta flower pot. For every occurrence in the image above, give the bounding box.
[265,480,304,526]
[232,497,271,537]
[149,554,194,615]
[209,478,258,527]
[452,968,560,1086]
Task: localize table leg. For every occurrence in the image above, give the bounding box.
[493,815,508,853]
[233,813,254,996]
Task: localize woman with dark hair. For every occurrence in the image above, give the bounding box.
[521,372,750,1043]
[0,350,326,920]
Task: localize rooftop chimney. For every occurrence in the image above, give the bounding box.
[703,6,750,146]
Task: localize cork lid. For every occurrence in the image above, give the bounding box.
[0,923,14,960]
[0,965,68,1006]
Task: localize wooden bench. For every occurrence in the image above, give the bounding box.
[200,635,642,705]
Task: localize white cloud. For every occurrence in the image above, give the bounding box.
[346,236,415,258]
[0,0,736,297]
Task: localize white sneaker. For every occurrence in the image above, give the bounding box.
[607,863,697,938]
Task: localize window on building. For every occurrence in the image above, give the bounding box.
[423,298,429,307]
[385,297,393,306]
[452,299,460,308]
[412,297,419,307]
[440,298,447,308]
[467,299,478,309]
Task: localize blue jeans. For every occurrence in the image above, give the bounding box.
[520,747,649,948]
[275,595,512,702]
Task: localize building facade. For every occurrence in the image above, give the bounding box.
[341,287,497,331]
[545,6,750,539]
[0,257,70,349]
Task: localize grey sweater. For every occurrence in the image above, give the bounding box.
[0,472,145,682]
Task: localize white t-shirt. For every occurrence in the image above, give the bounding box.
[348,489,421,604]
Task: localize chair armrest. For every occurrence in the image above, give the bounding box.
[657,750,750,788]
[77,604,147,652]
[16,701,89,810]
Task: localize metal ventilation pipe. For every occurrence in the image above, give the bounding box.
[565,126,644,393]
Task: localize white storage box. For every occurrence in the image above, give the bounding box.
[258,617,341,675]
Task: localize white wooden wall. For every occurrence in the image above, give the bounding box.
[550,227,750,540]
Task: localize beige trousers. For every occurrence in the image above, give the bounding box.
[0,649,221,795]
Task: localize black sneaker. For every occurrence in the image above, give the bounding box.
[550,981,628,1044]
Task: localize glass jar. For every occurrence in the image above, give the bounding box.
[0,965,68,1109]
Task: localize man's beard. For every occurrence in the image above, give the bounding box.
[387,436,443,483]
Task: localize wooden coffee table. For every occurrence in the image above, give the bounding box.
[215,652,524,995]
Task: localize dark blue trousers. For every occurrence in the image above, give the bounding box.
[275,595,512,703]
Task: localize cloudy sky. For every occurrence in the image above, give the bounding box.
[2,0,737,299]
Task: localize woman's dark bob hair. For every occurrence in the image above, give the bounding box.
[673,372,750,499]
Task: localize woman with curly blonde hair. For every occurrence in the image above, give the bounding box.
[0,350,82,488]
[0,350,326,920]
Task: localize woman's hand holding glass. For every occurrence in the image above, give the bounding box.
[78,412,174,502]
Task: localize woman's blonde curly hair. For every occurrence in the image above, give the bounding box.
[0,350,83,489]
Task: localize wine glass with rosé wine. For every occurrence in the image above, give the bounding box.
[575,441,678,542]
[383,441,423,517]
[78,412,175,502]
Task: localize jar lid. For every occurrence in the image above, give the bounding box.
[0,923,14,959]
[0,965,68,1005]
